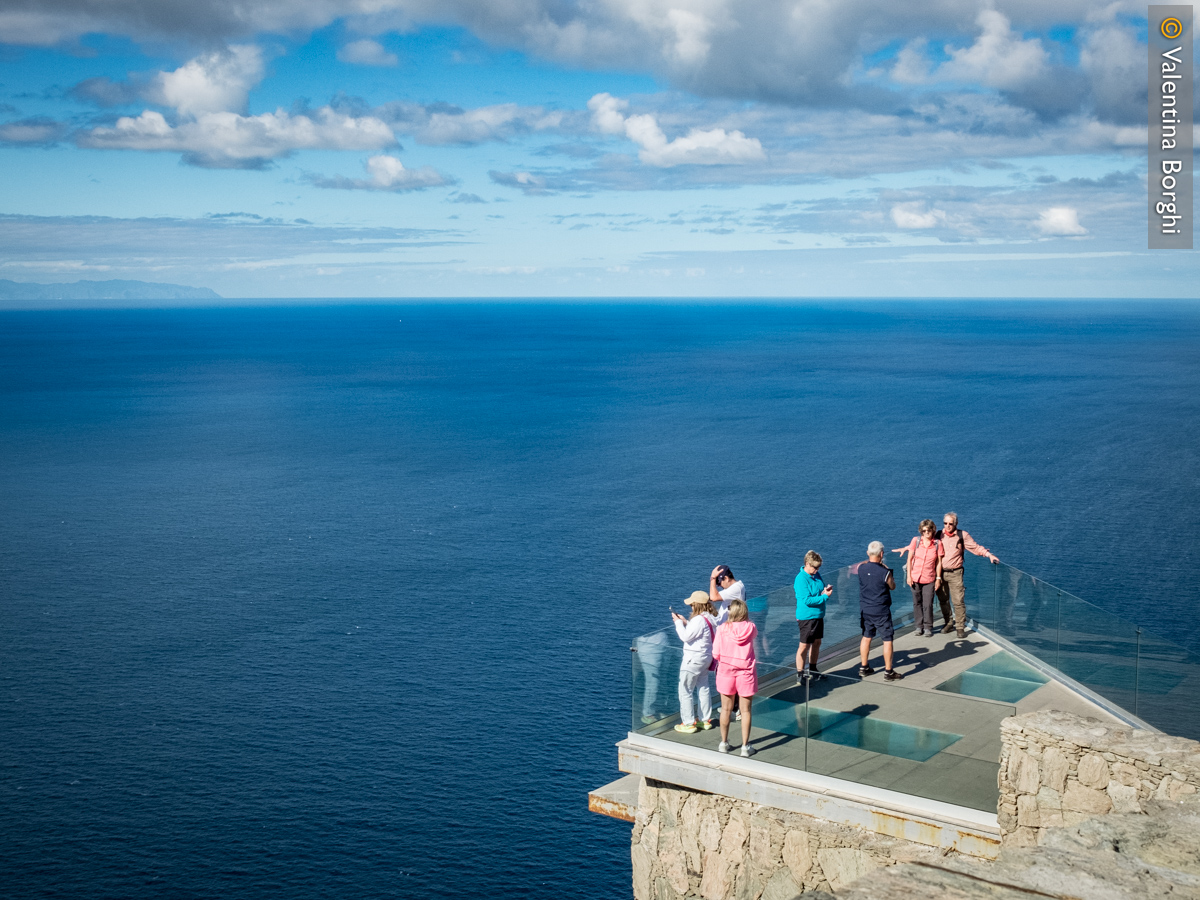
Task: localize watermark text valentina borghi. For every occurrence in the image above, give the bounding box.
[1148,6,1193,249]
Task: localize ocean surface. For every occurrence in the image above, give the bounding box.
[2,301,1199,899]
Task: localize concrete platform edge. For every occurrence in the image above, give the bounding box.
[618,734,1001,859]
[588,773,640,822]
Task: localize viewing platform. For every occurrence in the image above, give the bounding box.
[595,553,1200,867]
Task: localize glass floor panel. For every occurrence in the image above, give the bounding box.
[936,650,1048,703]
[751,697,962,762]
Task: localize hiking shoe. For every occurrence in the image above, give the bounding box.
[695,719,713,731]
[674,722,698,734]
[956,628,966,638]
[941,622,956,634]
[718,741,732,753]
[858,665,876,677]
[740,744,756,758]
[884,669,904,681]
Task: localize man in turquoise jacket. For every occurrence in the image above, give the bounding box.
[794,550,832,680]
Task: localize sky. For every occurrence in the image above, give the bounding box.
[0,0,1196,299]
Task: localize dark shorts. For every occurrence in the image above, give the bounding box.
[797,618,824,643]
[860,610,895,641]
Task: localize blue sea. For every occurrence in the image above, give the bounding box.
[3,302,1199,899]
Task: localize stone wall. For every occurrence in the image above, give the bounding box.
[997,709,1200,847]
[629,778,957,900]
[629,710,1200,898]
[836,794,1200,900]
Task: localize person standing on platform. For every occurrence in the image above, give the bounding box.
[709,564,748,719]
[895,519,943,637]
[670,592,718,734]
[712,598,759,757]
[936,512,999,638]
[709,565,745,623]
[856,541,904,681]
[794,551,832,681]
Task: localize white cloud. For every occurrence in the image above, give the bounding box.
[0,0,1163,125]
[1080,22,1143,124]
[147,45,264,117]
[890,38,931,84]
[665,8,712,64]
[67,44,399,166]
[365,155,439,188]
[338,39,398,67]
[305,154,451,191]
[421,103,563,144]
[890,202,947,229]
[587,92,764,167]
[1035,207,1087,235]
[938,10,1049,91]
[77,107,396,168]
[489,170,552,194]
[588,93,629,136]
[370,100,567,145]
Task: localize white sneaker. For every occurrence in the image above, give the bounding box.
[718,741,731,753]
[740,744,756,758]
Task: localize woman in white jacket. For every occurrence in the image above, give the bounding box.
[671,590,718,734]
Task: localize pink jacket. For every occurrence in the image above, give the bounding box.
[905,536,943,583]
[713,621,757,670]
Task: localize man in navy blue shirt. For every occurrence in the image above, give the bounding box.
[856,541,904,681]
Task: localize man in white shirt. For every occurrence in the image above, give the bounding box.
[709,564,745,623]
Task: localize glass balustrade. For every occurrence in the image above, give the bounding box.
[959,554,1200,741]
[630,649,1012,812]
[631,551,1200,813]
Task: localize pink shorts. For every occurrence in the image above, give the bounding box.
[715,665,757,697]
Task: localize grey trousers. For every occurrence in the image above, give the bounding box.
[911,581,936,632]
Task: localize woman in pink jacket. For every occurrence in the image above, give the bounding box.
[894,519,944,638]
[712,598,758,757]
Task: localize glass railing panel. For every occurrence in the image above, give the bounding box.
[989,566,1060,664]
[1134,627,1200,742]
[629,634,1011,814]
[634,552,1200,755]
[638,657,798,745]
[751,585,802,669]
[960,556,999,630]
[631,626,683,734]
[1054,594,1138,715]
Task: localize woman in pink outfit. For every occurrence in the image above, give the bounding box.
[712,598,758,757]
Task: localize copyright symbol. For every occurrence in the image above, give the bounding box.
[1161,17,1183,39]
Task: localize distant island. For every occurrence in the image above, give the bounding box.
[0,279,222,302]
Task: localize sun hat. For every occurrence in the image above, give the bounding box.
[685,590,711,606]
